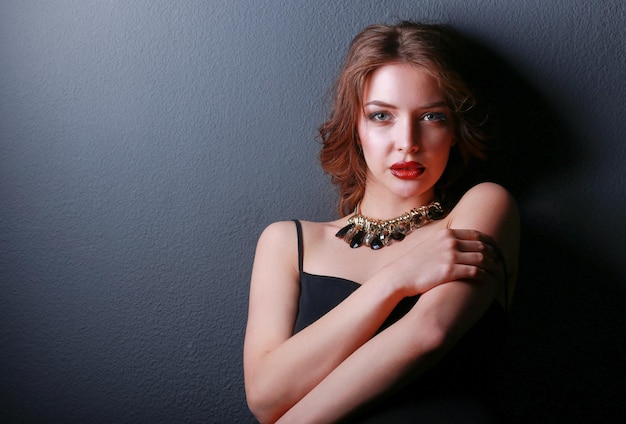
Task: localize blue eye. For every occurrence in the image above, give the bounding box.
[369,112,392,122]
[422,112,447,122]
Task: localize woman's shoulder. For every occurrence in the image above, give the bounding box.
[460,181,515,201]
[446,182,519,232]
[451,182,517,215]
[256,220,297,247]
[258,219,340,245]
[253,222,301,280]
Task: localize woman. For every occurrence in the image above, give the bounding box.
[244,21,519,423]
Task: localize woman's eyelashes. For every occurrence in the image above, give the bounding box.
[422,112,448,122]
[367,111,448,123]
[368,111,393,122]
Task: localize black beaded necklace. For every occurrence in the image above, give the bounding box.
[335,200,445,250]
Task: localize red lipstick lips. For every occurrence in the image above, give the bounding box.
[390,161,425,179]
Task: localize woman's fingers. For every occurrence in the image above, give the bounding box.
[455,251,502,276]
[455,240,499,265]
[449,229,498,247]
[451,264,491,281]
[399,228,505,293]
[446,230,503,281]
[448,230,500,260]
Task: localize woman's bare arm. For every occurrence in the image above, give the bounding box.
[244,220,502,421]
[276,183,519,423]
[244,221,406,423]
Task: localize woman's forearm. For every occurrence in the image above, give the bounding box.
[276,306,445,423]
[245,273,405,423]
[277,278,499,423]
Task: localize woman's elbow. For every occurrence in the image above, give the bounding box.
[411,324,460,362]
[246,400,275,424]
[245,380,286,424]
[246,394,276,423]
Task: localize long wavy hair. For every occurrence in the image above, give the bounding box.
[319,21,491,216]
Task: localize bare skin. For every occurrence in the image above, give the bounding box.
[244,64,519,423]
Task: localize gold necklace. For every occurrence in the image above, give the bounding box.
[335,200,444,250]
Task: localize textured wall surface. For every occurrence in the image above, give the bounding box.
[1,0,624,422]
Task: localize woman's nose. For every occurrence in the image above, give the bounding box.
[396,120,420,152]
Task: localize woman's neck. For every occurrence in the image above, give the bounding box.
[357,191,436,219]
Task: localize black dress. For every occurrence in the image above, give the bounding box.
[292,220,506,423]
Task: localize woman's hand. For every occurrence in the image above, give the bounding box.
[387,228,504,297]
[271,184,518,423]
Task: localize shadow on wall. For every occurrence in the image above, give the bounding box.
[462,38,626,422]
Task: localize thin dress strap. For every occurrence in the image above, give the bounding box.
[292,220,304,276]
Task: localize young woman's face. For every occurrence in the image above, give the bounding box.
[358,63,455,204]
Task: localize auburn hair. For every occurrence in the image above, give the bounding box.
[319,21,491,216]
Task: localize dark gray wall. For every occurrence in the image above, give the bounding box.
[1,1,624,422]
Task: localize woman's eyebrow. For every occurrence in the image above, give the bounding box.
[420,101,447,108]
[364,100,397,109]
[364,100,447,108]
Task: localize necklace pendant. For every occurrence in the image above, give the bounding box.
[378,231,390,246]
[370,236,384,250]
[390,232,405,241]
[335,223,354,238]
[336,200,444,251]
[363,232,376,247]
[349,230,365,248]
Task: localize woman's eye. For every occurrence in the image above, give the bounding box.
[422,112,447,122]
[369,112,392,122]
